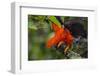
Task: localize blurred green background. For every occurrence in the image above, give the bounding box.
[28,15,88,60]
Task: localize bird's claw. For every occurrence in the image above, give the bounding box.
[64,46,69,55]
[57,41,64,48]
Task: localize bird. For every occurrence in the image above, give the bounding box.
[46,21,74,54]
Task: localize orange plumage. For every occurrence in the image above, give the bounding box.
[46,23,74,49]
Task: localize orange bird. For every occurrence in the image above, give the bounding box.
[46,23,74,54]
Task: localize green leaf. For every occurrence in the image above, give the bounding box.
[48,16,61,28]
[28,21,38,30]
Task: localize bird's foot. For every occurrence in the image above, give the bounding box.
[64,46,69,55]
[57,41,64,48]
